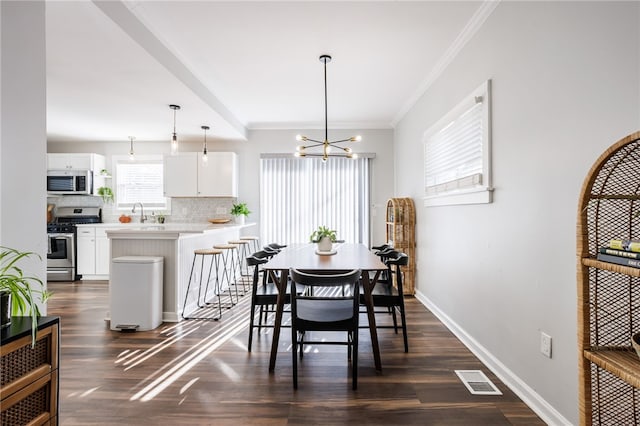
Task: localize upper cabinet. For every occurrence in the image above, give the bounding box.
[163,152,238,197]
[163,153,198,197]
[47,153,105,171]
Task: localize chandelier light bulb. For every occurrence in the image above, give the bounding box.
[352,135,362,142]
[296,134,307,142]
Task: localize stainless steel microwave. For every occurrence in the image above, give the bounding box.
[47,169,92,194]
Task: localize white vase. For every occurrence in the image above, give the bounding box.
[235,215,245,225]
[318,236,332,252]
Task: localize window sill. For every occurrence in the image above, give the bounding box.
[423,186,493,207]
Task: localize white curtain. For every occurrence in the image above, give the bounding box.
[260,156,370,246]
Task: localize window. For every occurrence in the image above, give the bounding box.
[423,80,492,206]
[260,156,370,246]
[113,155,169,211]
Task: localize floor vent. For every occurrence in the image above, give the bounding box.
[454,370,502,395]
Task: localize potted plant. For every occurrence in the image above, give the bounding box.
[156,212,166,224]
[0,246,51,346]
[97,186,114,204]
[230,202,251,225]
[310,226,337,252]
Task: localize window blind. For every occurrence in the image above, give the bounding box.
[115,156,168,209]
[260,156,370,246]
[424,101,483,195]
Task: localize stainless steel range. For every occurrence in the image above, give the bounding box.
[47,206,101,281]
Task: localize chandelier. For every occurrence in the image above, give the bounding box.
[294,55,361,162]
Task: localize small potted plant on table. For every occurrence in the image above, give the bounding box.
[310,226,337,253]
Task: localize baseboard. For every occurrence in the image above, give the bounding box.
[414,290,572,426]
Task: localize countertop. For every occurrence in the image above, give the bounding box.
[95,222,256,238]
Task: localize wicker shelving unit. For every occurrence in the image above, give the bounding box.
[386,197,416,295]
[577,130,640,425]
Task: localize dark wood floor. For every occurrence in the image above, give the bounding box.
[46,280,544,425]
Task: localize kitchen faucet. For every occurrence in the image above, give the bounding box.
[132,202,147,223]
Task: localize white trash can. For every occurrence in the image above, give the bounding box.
[110,256,163,331]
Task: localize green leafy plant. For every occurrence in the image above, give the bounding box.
[230,202,251,217]
[309,226,337,243]
[0,246,52,346]
[155,212,166,223]
[97,186,114,204]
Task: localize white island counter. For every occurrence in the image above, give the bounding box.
[106,222,256,322]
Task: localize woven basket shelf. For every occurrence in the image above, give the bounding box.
[577,130,640,425]
[385,198,416,295]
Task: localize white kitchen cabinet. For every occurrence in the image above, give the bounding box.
[95,228,110,275]
[163,153,198,197]
[76,226,110,278]
[76,227,96,276]
[47,153,105,171]
[163,152,237,197]
[198,152,238,197]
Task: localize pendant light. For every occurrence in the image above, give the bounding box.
[201,125,209,166]
[128,136,135,161]
[294,55,361,162]
[169,104,181,155]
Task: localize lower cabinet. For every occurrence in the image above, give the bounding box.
[77,226,110,278]
[76,227,96,276]
[95,228,110,275]
[1,316,60,425]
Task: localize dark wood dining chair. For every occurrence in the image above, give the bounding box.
[360,251,410,352]
[289,268,362,390]
[246,251,304,352]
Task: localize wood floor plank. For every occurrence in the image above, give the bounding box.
[44,280,544,425]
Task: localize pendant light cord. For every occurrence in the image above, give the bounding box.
[324,57,328,143]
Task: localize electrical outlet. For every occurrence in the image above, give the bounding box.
[540,332,552,358]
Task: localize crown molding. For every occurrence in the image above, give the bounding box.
[247,121,393,130]
[391,0,500,127]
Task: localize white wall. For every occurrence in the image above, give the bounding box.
[394,2,640,424]
[49,127,395,244]
[1,2,48,309]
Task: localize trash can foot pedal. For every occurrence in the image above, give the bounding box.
[115,324,140,332]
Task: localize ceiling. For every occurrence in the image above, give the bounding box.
[45,1,489,144]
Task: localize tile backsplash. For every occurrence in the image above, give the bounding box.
[47,195,236,224]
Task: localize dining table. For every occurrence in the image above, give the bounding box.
[262,243,388,372]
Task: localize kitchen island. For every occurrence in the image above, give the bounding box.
[106,222,256,322]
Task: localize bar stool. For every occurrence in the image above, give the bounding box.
[213,243,242,303]
[228,239,252,278]
[182,248,224,321]
[240,236,260,253]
